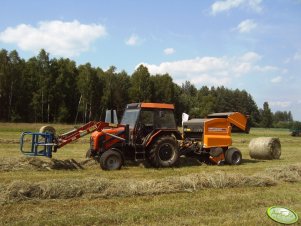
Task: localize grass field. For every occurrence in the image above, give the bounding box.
[0,123,300,225]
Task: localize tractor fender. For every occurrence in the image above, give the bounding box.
[145,130,182,148]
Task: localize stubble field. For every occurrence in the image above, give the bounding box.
[0,123,300,225]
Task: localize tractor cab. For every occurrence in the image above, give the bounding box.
[121,103,177,143]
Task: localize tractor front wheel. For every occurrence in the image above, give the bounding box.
[100,149,123,170]
[147,136,179,168]
[225,147,242,165]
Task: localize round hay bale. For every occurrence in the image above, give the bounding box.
[249,137,281,160]
[39,125,56,135]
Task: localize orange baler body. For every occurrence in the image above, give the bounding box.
[183,112,248,149]
[203,118,232,148]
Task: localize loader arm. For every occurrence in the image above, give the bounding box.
[57,121,112,148]
[20,121,129,157]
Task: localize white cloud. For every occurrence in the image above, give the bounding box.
[269,101,291,108]
[125,34,140,46]
[212,0,244,14]
[293,51,301,61]
[236,19,257,33]
[211,0,262,15]
[283,51,301,64]
[248,0,263,12]
[164,48,175,55]
[240,51,261,62]
[254,65,279,72]
[281,68,288,74]
[0,20,107,57]
[137,51,278,87]
[233,62,252,74]
[271,76,282,83]
[190,74,231,86]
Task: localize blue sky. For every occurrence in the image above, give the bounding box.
[1,0,301,120]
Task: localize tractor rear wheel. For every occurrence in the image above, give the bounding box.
[225,147,242,165]
[147,136,179,168]
[100,149,123,170]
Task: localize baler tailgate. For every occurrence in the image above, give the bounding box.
[208,112,249,133]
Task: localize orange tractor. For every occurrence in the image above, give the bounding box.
[20,103,249,170]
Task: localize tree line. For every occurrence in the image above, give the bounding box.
[0,49,295,128]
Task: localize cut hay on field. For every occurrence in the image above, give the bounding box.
[249,137,281,160]
[0,138,19,144]
[266,164,301,182]
[2,164,300,203]
[0,157,98,171]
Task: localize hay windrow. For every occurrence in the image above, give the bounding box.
[266,164,301,182]
[0,138,20,144]
[2,164,301,203]
[0,157,97,171]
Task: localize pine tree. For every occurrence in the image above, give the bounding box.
[260,102,273,128]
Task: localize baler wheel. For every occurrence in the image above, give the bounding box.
[100,149,123,170]
[225,147,242,165]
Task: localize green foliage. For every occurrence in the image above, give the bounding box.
[260,102,273,128]
[273,110,293,126]
[101,66,131,118]
[291,121,301,130]
[150,73,174,103]
[129,65,151,102]
[0,48,295,127]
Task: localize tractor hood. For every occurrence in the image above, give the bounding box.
[90,126,126,151]
[91,126,125,139]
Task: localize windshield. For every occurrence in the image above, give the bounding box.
[121,109,140,129]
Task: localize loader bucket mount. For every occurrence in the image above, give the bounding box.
[20,132,56,157]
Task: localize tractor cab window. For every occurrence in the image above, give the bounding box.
[139,110,154,127]
[121,109,140,129]
[134,110,155,144]
[156,110,176,129]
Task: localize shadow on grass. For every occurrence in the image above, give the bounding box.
[178,157,203,167]
[241,159,262,164]
[124,158,264,169]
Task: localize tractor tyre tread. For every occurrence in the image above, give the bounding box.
[147,136,179,168]
[99,149,123,170]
